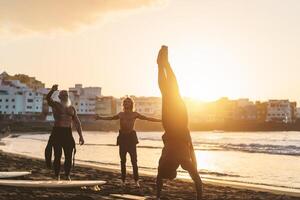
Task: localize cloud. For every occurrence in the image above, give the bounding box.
[0,0,164,33]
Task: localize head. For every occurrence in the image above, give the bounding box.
[58,90,71,107]
[123,97,134,111]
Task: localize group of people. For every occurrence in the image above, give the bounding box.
[45,46,203,200]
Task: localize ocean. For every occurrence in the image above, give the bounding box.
[1,131,299,194]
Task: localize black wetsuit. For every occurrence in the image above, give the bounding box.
[117,130,139,181]
[46,127,75,177]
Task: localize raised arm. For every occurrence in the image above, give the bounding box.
[46,84,58,107]
[96,113,120,120]
[136,112,162,122]
[72,107,84,145]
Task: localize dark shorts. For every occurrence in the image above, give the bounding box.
[51,127,75,148]
[158,141,197,180]
[45,127,75,169]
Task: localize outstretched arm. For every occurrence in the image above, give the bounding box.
[136,113,162,122]
[72,108,84,145]
[96,113,120,120]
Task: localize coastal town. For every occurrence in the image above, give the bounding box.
[0,71,299,131]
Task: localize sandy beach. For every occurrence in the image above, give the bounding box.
[0,151,298,200]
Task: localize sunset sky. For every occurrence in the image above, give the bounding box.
[0,0,300,102]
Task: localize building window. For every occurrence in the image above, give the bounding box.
[5,99,8,102]
[12,105,15,109]
[29,93,32,96]
[27,99,34,103]
[27,106,32,109]
[11,99,15,102]
[0,99,2,102]
[36,107,39,109]
[5,105,8,109]
[0,111,2,114]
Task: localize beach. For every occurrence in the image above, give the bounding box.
[0,150,299,200]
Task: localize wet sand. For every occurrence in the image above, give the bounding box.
[0,151,299,200]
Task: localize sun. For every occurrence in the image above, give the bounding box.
[168,44,243,101]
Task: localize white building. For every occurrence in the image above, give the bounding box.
[0,80,43,115]
[116,96,161,117]
[266,100,293,123]
[236,98,254,107]
[69,84,101,115]
[96,96,116,116]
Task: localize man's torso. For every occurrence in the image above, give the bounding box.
[118,111,139,133]
[52,103,75,127]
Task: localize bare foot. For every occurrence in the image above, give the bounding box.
[135,180,140,188]
[157,45,169,66]
[121,180,126,188]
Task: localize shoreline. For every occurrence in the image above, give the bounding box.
[3,121,300,132]
[0,150,299,200]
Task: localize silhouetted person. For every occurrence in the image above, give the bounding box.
[156,46,202,200]
[96,97,161,187]
[46,84,84,180]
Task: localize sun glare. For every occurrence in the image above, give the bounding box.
[169,44,243,101]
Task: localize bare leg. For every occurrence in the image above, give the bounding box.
[164,62,180,95]
[184,162,203,200]
[157,45,180,95]
[156,175,163,199]
[158,65,168,95]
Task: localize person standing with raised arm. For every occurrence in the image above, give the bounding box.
[96,97,161,187]
[156,46,203,200]
[46,85,84,180]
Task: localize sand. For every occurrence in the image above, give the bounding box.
[0,151,299,200]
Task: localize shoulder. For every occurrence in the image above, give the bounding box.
[69,106,76,113]
[134,112,141,117]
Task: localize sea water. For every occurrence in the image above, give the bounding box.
[1,131,299,193]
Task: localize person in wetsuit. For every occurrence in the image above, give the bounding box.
[156,46,203,200]
[46,84,84,180]
[96,97,161,187]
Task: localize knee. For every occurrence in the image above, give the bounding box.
[192,174,202,184]
[54,155,61,162]
[64,157,72,164]
[130,157,137,164]
[120,158,126,164]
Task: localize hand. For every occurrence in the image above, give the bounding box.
[79,136,84,145]
[51,84,58,91]
[157,45,169,66]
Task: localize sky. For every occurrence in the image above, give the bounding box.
[0,0,300,102]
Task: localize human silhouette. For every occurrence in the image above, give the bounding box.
[45,84,84,180]
[156,46,202,200]
[96,97,161,187]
